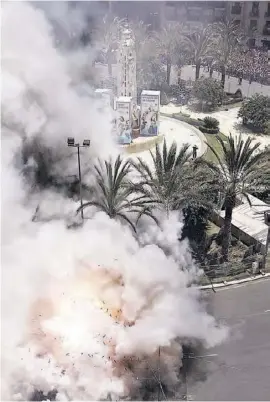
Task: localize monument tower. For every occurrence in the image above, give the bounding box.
[117,24,137,100]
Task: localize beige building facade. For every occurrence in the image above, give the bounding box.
[160,1,270,48]
[228,1,270,48]
[103,1,270,49]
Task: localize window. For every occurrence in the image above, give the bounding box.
[250,20,258,30]
[248,38,256,48]
[250,2,259,17]
[231,2,241,15]
[266,3,270,17]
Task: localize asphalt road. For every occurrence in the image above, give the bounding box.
[189,278,270,401]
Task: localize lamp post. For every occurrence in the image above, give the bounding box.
[67,137,90,220]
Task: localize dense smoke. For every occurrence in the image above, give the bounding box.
[1,2,227,400]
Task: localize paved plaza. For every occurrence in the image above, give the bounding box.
[161,104,270,151]
[189,278,270,400]
[127,115,206,166]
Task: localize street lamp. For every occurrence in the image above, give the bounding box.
[67,137,90,220]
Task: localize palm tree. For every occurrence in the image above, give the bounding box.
[95,15,123,77]
[200,135,270,261]
[132,140,217,217]
[182,25,215,80]
[154,23,184,85]
[77,156,157,232]
[129,20,151,60]
[212,19,244,88]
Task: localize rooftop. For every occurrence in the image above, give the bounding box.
[220,194,269,246]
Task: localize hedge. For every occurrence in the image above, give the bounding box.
[199,126,219,134]
[171,113,202,127]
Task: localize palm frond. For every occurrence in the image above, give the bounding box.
[117,212,137,233]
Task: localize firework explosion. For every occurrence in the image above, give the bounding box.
[1,2,227,400]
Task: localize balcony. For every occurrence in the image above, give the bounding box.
[231,6,242,15]
[263,26,270,35]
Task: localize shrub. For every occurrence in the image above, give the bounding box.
[172,113,201,127]
[203,116,219,130]
[193,77,223,110]
[199,126,219,134]
[238,94,270,133]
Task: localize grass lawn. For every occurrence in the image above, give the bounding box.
[204,132,228,163]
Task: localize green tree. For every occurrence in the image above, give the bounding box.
[212,20,244,88]
[200,135,270,261]
[238,94,270,133]
[132,140,216,217]
[182,26,215,80]
[154,23,184,85]
[94,15,123,77]
[77,156,157,231]
[193,77,223,111]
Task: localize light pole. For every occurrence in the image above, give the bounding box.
[67,137,90,220]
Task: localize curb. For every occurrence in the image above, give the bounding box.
[160,114,207,157]
[201,272,270,290]
[123,134,164,154]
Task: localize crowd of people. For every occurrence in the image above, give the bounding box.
[226,48,269,85]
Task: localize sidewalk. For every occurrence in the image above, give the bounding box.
[201,272,270,290]
[127,115,207,165]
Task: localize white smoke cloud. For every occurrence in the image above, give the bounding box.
[1,2,227,400]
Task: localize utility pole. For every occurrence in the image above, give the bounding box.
[67,137,90,221]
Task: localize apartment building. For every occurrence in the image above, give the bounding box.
[160,1,228,28]
[228,2,270,48]
[92,1,270,49]
[160,1,270,48]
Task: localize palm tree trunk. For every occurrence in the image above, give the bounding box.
[221,65,226,89]
[222,204,233,262]
[195,62,200,80]
[107,50,112,77]
[166,58,172,85]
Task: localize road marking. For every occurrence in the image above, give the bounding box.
[264,309,270,313]
[189,353,218,359]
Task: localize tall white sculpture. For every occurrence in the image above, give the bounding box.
[117,25,137,100]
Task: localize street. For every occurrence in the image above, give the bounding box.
[189,278,270,400]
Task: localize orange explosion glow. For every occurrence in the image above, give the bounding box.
[27,264,135,377]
